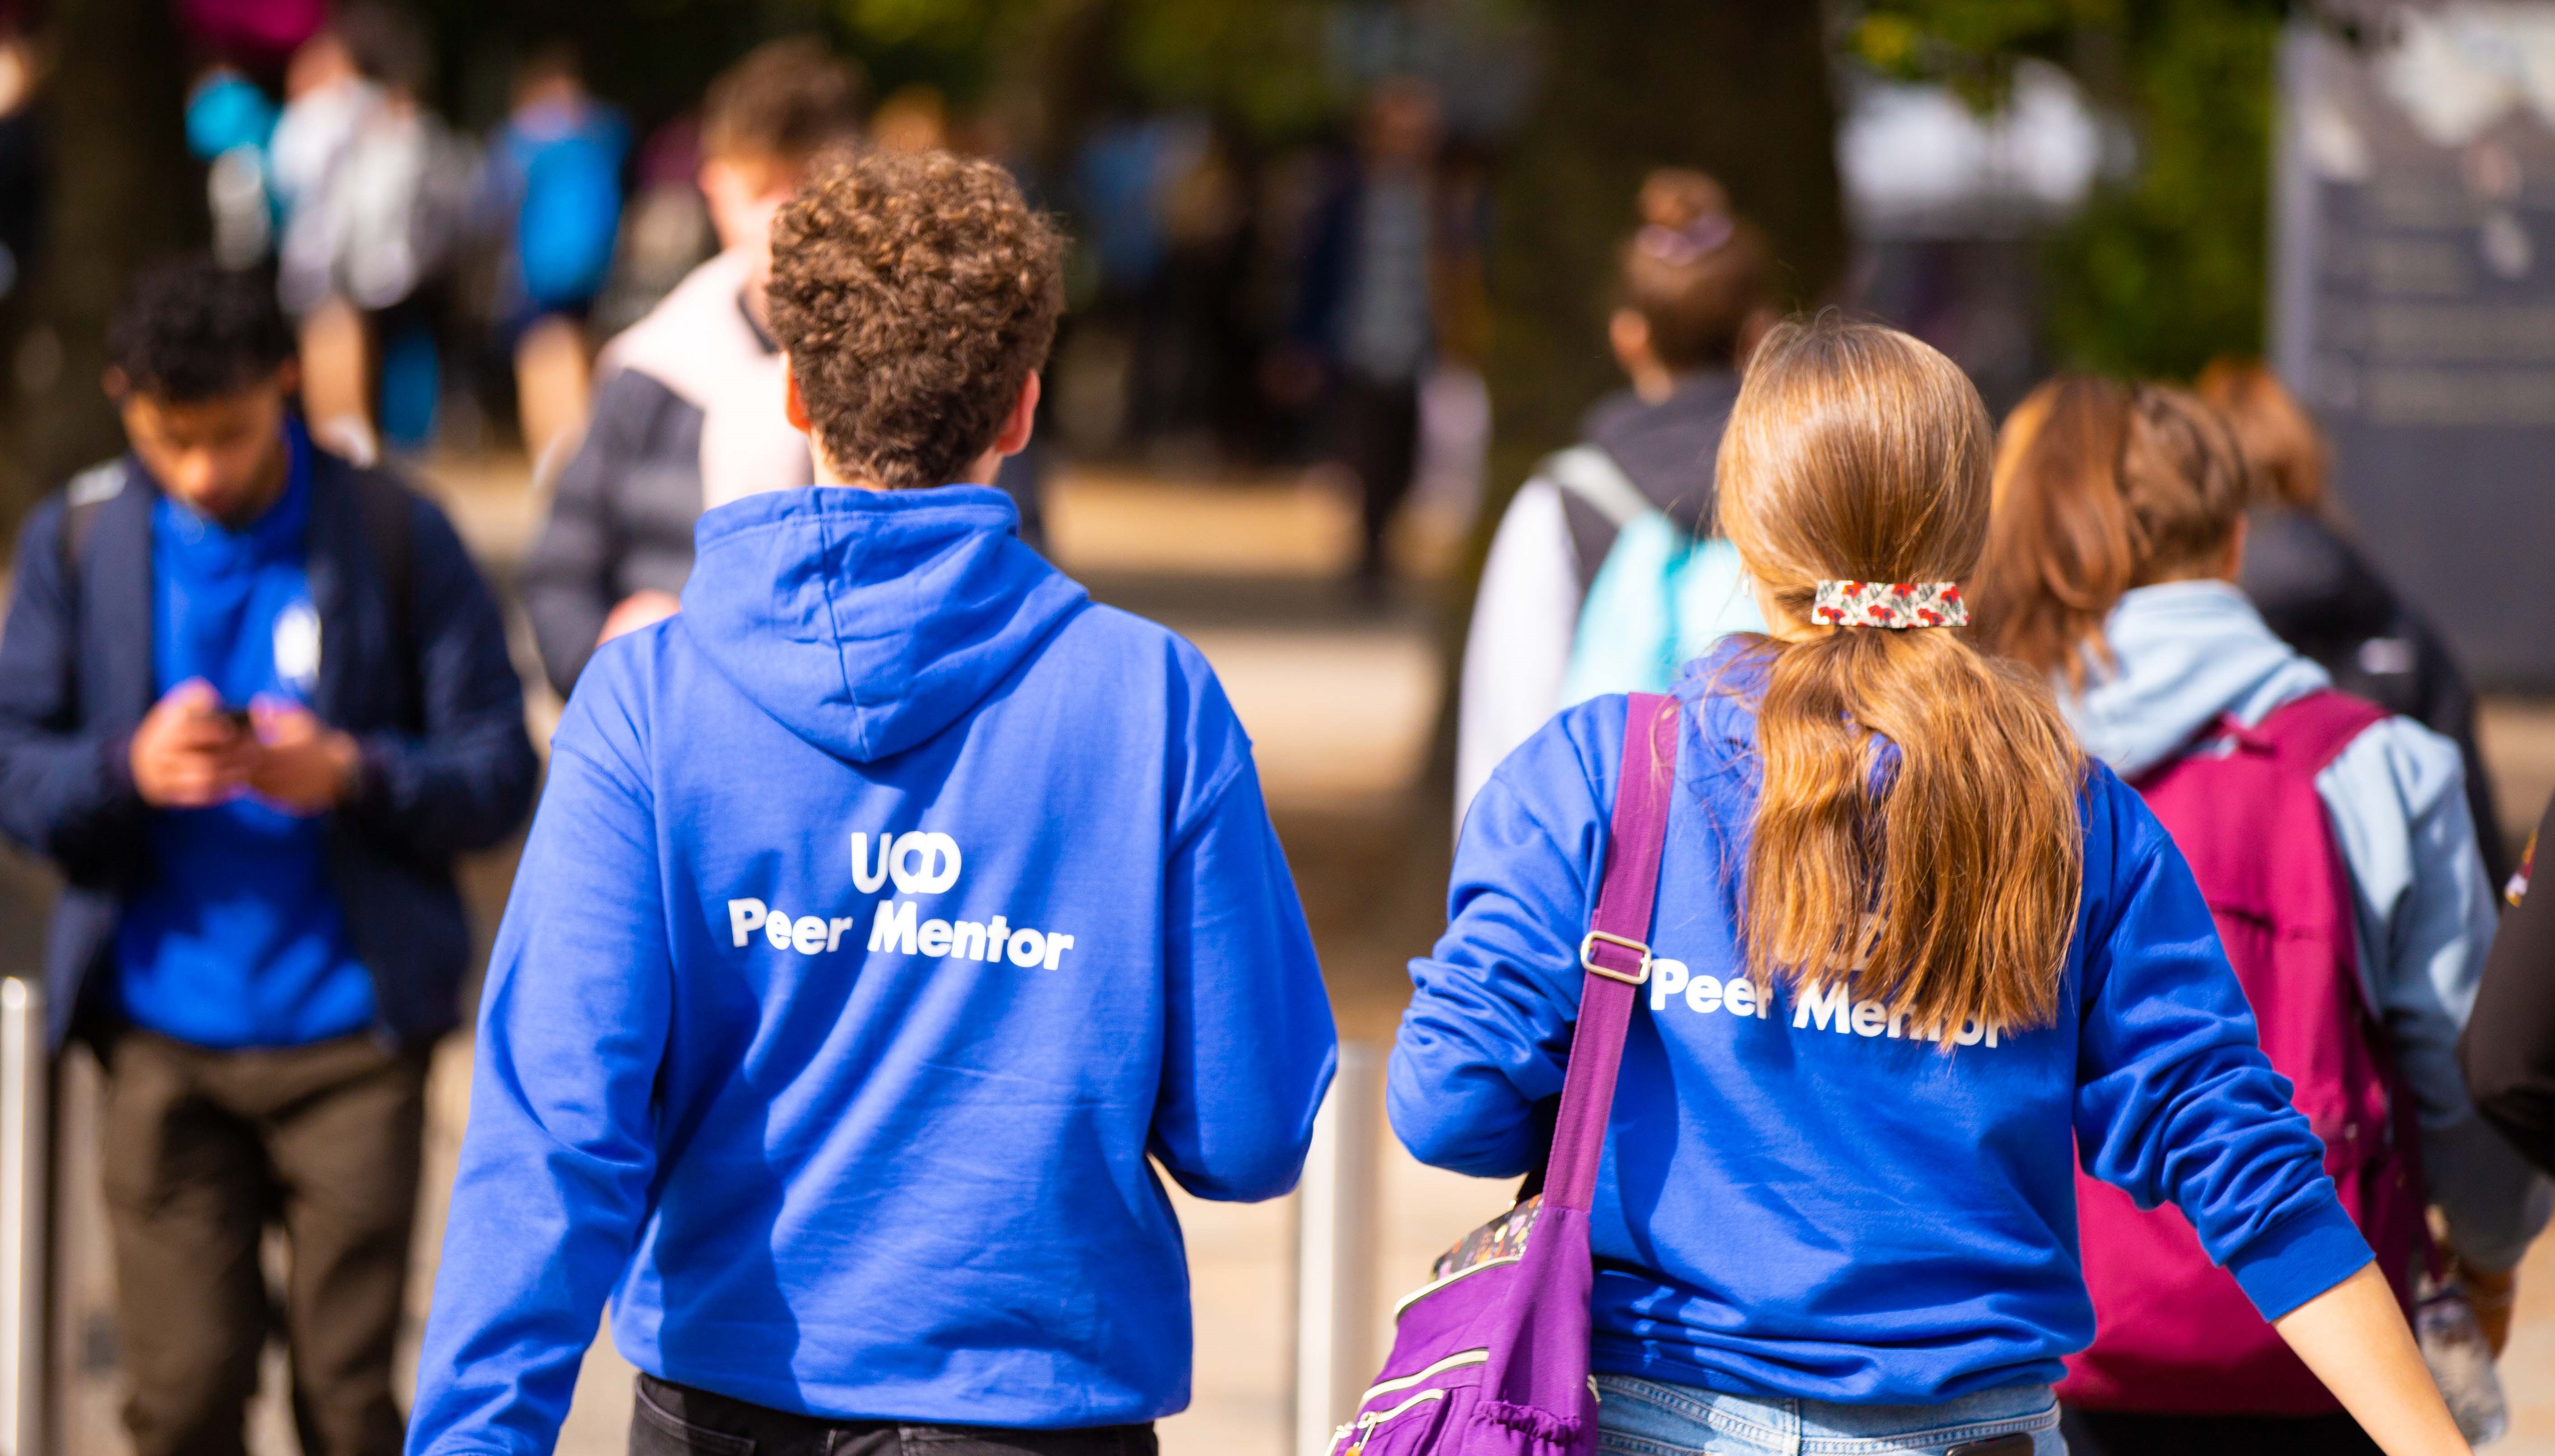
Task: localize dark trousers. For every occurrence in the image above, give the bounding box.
[633,1375,1161,1456]
[1337,373,1421,580]
[101,1029,429,1456]
[2060,1405,2383,1456]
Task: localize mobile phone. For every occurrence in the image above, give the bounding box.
[1945,1437,2036,1456]
[217,705,253,733]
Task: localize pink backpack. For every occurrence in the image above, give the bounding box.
[2060,690,2427,1415]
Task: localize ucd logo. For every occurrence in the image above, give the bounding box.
[851,831,961,895]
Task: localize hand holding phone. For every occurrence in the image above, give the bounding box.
[129,680,256,808]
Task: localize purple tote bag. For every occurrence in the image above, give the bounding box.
[1329,693,1680,1456]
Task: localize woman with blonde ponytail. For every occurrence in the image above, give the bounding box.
[1390,319,2473,1456]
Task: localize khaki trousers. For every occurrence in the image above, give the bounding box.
[101,1029,427,1456]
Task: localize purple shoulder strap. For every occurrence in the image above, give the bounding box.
[1542,692,1681,1213]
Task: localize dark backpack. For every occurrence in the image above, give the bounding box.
[2059,690,2426,1415]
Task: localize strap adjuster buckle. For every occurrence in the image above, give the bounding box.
[1579,930,1651,985]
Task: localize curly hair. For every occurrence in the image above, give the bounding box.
[767,149,1064,490]
[107,256,296,401]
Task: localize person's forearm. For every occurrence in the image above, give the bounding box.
[2273,1263,2469,1456]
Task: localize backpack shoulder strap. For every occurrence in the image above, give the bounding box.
[1541,691,1682,1213]
[348,466,416,656]
[1540,445,1655,531]
[2250,688,2393,779]
[57,458,131,574]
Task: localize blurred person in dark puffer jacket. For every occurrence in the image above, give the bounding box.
[2198,359,2507,885]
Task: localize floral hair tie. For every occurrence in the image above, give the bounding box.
[1811,580,1968,629]
[1635,213,1734,266]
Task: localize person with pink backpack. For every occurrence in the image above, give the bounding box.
[1971,376,2548,1456]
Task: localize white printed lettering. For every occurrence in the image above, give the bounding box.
[1794,981,1853,1033]
[728,899,767,948]
[889,832,962,895]
[1042,933,1075,969]
[1955,1018,1986,1047]
[1686,974,1722,1015]
[1727,977,1760,1018]
[851,832,892,894]
[1852,999,1887,1037]
[1650,958,1689,1012]
[764,911,793,950]
[983,916,1009,960]
[792,916,827,955]
[952,921,987,959]
[827,917,855,951]
[1888,1008,1909,1039]
[870,899,918,954]
[1007,928,1045,967]
[919,919,954,957]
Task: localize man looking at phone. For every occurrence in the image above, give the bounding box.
[0,257,537,1456]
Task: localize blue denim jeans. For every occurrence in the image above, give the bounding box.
[1595,1375,2064,1456]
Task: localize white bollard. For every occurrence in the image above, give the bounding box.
[0,979,43,1456]
[1294,1041,1381,1456]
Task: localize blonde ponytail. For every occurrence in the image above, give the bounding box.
[1716,319,2083,1042]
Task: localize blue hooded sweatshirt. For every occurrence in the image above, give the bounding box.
[408,485,1337,1452]
[1392,640,2370,1405]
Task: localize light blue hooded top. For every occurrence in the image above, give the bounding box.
[2060,581,2546,1267]
[407,485,1337,1451]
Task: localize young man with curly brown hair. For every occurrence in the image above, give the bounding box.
[407,149,1337,1456]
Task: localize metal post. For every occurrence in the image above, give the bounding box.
[0,979,43,1456]
[1294,1041,1380,1456]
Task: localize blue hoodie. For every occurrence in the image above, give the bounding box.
[1393,640,2370,1405]
[2062,582,2546,1269]
[408,485,1337,1452]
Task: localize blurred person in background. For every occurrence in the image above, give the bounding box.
[1974,378,2544,1454]
[1288,76,1478,592]
[0,258,536,1456]
[0,18,45,303]
[481,41,627,472]
[1454,168,1774,823]
[2197,359,2506,884]
[270,2,473,461]
[2464,797,2555,1173]
[517,35,857,697]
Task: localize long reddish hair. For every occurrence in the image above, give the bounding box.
[1715,318,2084,1042]
[1971,376,2251,687]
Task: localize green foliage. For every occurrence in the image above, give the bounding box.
[828,0,1335,137]
[1117,0,1336,139]
[1848,0,2287,379]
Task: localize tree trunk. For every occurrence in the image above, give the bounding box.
[1484,1,1845,497]
[0,0,203,527]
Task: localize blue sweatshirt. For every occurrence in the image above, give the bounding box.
[117,425,377,1048]
[1394,640,2371,1405]
[409,485,1336,1452]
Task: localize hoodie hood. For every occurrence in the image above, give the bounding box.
[679,484,1087,762]
[2061,581,2330,779]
